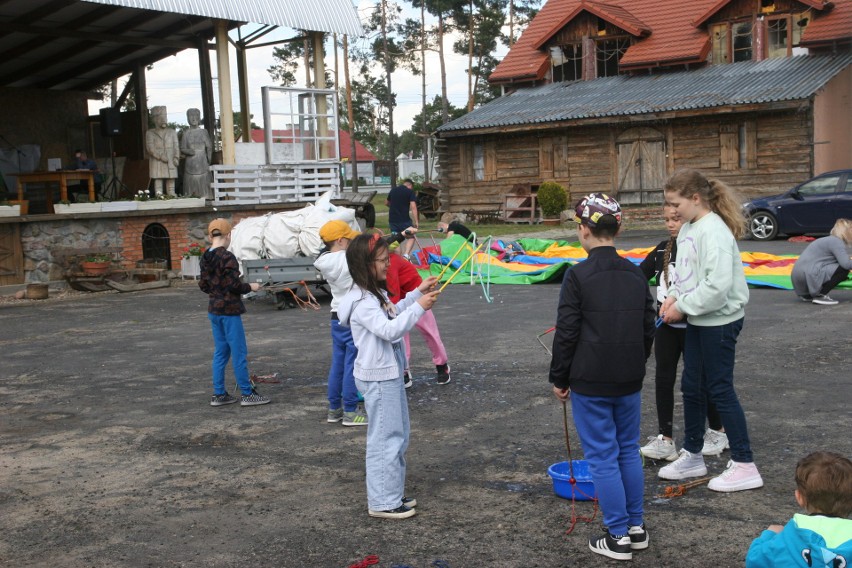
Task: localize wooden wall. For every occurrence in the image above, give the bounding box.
[436,106,817,212]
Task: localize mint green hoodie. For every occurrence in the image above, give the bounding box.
[668,211,749,326]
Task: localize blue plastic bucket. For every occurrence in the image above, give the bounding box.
[548,460,596,501]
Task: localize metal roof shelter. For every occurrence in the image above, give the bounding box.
[438,53,852,134]
[0,0,362,164]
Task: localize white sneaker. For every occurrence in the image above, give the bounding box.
[701,429,730,456]
[812,295,839,305]
[658,449,707,480]
[640,435,678,461]
[708,460,764,492]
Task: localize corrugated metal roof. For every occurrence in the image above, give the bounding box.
[84,0,363,37]
[440,54,852,134]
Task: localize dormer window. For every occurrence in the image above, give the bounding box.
[710,10,810,64]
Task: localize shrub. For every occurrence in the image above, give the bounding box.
[537,181,568,218]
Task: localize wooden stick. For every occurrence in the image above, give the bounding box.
[436,241,473,280]
[439,241,486,292]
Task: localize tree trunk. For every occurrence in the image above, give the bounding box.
[382,0,396,183]
[438,14,449,124]
[343,35,358,191]
[467,0,475,112]
[421,2,429,181]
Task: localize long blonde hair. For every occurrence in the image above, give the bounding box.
[830,218,852,244]
[664,169,746,239]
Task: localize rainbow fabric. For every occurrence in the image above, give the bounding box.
[415,236,852,291]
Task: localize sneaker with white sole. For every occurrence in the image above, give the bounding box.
[342,407,368,426]
[589,532,632,561]
[327,407,343,423]
[368,505,416,519]
[210,392,237,406]
[658,449,707,480]
[403,371,413,389]
[701,428,729,456]
[708,460,764,492]
[812,294,839,305]
[240,389,270,406]
[640,435,678,461]
[628,524,649,550]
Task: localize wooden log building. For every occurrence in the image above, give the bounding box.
[435,0,852,218]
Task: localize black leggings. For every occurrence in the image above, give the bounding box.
[819,266,851,295]
[654,323,722,438]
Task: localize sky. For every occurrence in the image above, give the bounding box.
[88,2,510,137]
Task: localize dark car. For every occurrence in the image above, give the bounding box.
[743,170,852,240]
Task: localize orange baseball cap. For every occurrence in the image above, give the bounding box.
[208,218,232,236]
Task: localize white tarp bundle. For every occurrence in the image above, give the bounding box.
[228,192,359,269]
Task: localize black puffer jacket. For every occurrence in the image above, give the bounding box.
[548,246,655,397]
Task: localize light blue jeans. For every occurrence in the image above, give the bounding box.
[208,313,253,396]
[355,341,410,511]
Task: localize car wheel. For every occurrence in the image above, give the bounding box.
[749,211,778,241]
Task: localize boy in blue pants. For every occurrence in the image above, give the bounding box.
[314,220,367,426]
[548,193,656,561]
[199,218,270,407]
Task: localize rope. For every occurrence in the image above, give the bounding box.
[278,281,321,311]
[348,555,379,568]
[561,400,599,535]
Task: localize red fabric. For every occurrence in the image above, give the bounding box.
[386,254,423,304]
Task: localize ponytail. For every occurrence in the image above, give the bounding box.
[662,237,674,286]
[665,169,746,239]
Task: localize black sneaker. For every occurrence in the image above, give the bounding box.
[402,497,417,508]
[403,371,413,389]
[628,524,649,550]
[435,363,451,385]
[210,392,237,406]
[589,532,632,561]
[240,389,270,406]
[368,505,416,519]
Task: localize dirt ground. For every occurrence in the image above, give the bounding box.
[1,230,850,568]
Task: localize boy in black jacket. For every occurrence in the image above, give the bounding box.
[549,193,655,561]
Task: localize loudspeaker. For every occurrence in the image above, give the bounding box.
[99,108,122,137]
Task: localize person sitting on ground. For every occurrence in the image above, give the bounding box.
[437,212,475,243]
[791,218,852,306]
[746,451,851,567]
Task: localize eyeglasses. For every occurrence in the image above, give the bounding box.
[374,256,390,265]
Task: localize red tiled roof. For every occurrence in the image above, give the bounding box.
[802,0,852,46]
[249,129,378,161]
[490,0,851,83]
[693,0,830,27]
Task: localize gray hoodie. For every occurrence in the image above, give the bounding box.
[337,284,425,381]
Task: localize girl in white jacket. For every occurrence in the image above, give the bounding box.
[337,233,440,519]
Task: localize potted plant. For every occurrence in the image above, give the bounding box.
[0,200,21,217]
[180,242,205,279]
[537,181,568,225]
[80,253,113,275]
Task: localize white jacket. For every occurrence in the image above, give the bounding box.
[313,250,352,311]
[337,284,425,381]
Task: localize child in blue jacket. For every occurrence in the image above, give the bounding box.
[746,451,851,567]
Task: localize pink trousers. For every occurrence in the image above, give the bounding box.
[403,309,448,369]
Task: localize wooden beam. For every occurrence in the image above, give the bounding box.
[216,20,236,165]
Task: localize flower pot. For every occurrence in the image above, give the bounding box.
[54,203,102,214]
[26,283,49,299]
[136,200,168,210]
[101,201,138,212]
[181,256,201,279]
[9,200,28,214]
[172,197,206,208]
[541,218,562,226]
[0,205,21,217]
[80,261,111,275]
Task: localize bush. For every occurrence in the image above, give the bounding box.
[537,181,568,218]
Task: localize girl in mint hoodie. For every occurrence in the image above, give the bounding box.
[657,169,763,493]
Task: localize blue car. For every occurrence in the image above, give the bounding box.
[743,170,852,240]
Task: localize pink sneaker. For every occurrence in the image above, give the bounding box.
[708,460,763,492]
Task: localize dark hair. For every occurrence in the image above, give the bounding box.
[588,217,619,238]
[345,233,390,307]
[795,451,852,517]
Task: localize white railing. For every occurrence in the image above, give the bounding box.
[211,162,341,204]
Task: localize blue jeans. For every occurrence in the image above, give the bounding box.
[571,392,644,536]
[208,313,253,396]
[328,319,360,412]
[355,342,409,511]
[681,318,753,462]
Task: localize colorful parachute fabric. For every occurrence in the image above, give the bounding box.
[412,236,852,290]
